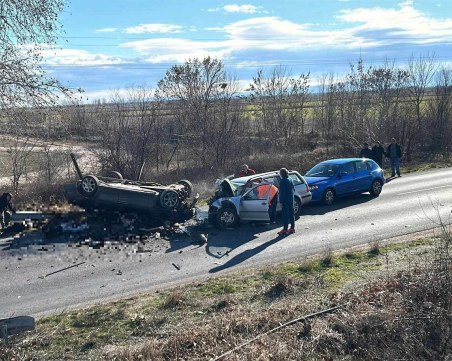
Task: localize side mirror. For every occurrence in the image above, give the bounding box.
[338,172,347,178]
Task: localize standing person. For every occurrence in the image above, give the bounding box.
[371,141,385,168]
[238,164,256,177]
[386,138,402,177]
[0,192,14,230]
[268,184,279,224]
[359,142,372,158]
[277,168,295,235]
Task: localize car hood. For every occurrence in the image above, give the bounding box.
[210,196,241,212]
[304,176,331,185]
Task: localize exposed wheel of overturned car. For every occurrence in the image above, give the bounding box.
[80,175,99,197]
[216,207,239,229]
[107,171,123,179]
[159,189,180,209]
[177,179,193,197]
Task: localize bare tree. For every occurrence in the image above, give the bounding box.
[0,0,72,109]
[404,54,437,161]
[156,57,229,167]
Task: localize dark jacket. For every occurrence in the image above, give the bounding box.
[279,177,295,205]
[386,143,402,158]
[372,145,385,161]
[0,193,13,212]
[359,148,372,158]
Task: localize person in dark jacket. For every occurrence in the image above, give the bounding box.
[386,138,402,177]
[371,141,385,168]
[359,142,372,158]
[0,192,14,230]
[277,168,295,235]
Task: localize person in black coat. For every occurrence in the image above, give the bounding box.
[359,142,372,158]
[0,192,14,230]
[386,138,402,177]
[371,141,385,168]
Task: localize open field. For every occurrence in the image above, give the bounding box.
[1,230,450,361]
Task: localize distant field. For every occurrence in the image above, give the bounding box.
[0,150,70,178]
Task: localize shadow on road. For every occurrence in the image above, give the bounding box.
[301,193,377,215]
[209,233,284,273]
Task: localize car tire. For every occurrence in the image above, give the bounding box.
[216,207,239,229]
[322,188,335,206]
[178,179,193,197]
[107,171,123,179]
[80,175,99,197]
[370,179,383,196]
[293,197,302,218]
[160,189,180,209]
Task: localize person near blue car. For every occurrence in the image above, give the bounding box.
[386,138,402,177]
[359,142,372,158]
[277,168,295,235]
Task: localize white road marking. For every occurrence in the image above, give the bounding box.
[399,184,452,196]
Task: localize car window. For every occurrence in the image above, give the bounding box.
[340,162,355,175]
[305,164,339,177]
[365,160,376,170]
[244,184,271,200]
[355,161,368,172]
[289,173,304,186]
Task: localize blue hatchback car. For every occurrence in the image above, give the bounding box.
[304,158,385,205]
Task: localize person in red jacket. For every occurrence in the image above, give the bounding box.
[238,164,256,177]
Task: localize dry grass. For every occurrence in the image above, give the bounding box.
[1,234,450,361]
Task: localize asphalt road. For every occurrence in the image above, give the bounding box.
[1,167,451,319]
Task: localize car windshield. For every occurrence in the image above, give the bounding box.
[306,163,339,177]
[230,181,245,196]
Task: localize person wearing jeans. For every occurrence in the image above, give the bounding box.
[277,168,295,235]
[386,138,402,177]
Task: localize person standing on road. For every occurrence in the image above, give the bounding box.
[277,168,295,235]
[238,164,256,177]
[0,192,14,230]
[386,138,402,177]
[268,184,279,224]
[359,142,372,158]
[371,141,385,168]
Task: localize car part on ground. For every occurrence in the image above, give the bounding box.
[304,158,385,206]
[209,170,310,228]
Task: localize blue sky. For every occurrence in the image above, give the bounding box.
[44,0,452,101]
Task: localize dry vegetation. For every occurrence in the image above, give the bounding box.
[1,231,450,361]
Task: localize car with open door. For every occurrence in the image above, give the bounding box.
[208,170,311,228]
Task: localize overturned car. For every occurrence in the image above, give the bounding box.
[64,154,198,223]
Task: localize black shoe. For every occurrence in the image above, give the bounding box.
[398,174,401,177]
[391,174,395,178]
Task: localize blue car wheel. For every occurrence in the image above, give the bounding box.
[370,179,383,196]
[322,188,336,206]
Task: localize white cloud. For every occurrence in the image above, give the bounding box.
[124,24,183,34]
[120,38,233,63]
[96,27,118,33]
[208,4,261,14]
[336,2,452,44]
[224,4,259,13]
[42,48,128,66]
